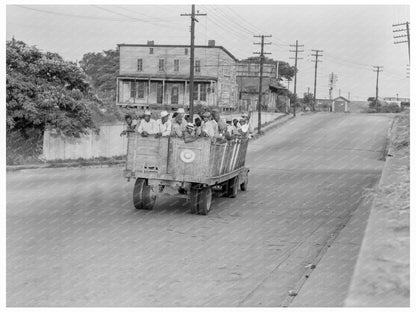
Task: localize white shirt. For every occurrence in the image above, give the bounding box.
[202,120,219,138]
[156,119,172,136]
[137,119,157,134]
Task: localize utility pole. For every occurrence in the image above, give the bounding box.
[289,40,304,116]
[181,5,206,120]
[393,22,410,63]
[348,92,350,101]
[328,72,337,100]
[311,49,323,111]
[373,66,383,113]
[253,34,272,133]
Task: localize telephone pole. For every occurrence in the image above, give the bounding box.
[328,72,338,100]
[253,34,272,133]
[373,66,383,113]
[181,5,206,120]
[311,49,323,111]
[289,40,304,116]
[393,22,410,63]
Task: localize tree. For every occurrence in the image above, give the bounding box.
[302,92,314,105]
[6,39,98,139]
[79,48,119,96]
[278,61,296,81]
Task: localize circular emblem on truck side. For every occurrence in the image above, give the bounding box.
[180,149,196,163]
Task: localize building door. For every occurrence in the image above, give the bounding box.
[157,83,163,104]
[171,87,179,104]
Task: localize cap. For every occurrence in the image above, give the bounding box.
[211,108,220,113]
[225,115,233,122]
[160,110,169,118]
[186,122,195,129]
[144,110,152,116]
[177,108,185,114]
[202,112,211,118]
[241,113,249,118]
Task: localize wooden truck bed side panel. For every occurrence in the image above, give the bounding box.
[168,138,211,182]
[126,134,248,184]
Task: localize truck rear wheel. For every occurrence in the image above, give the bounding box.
[227,176,239,198]
[240,178,248,191]
[133,178,155,210]
[190,185,212,215]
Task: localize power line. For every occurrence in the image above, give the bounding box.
[289,40,304,116]
[253,34,272,133]
[373,66,383,112]
[311,49,323,111]
[328,72,338,100]
[393,21,410,63]
[181,5,207,120]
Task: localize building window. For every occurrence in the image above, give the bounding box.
[159,59,165,71]
[185,48,188,55]
[174,59,179,72]
[137,81,145,99]
[137,59,143,71]
[149,48,154,54]
[130,81,136,98]
[195,60,200,73]
[200,84,207,101]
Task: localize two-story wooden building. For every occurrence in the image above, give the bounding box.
[236,57,281,111]
[116,40,239,111]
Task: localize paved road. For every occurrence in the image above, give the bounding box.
[7,113,393,307]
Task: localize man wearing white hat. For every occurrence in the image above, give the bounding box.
[137,110,157,137]
[171,107,187,138]
[155,110,171,137]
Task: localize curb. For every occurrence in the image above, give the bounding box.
[251,114,294,140]
[344,114,409,307]
[6,160,126,172]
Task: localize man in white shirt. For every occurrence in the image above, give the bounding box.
[201,112,219,138]
[155,110,171,137]
[137,110,157,137]
[171,107,188,138]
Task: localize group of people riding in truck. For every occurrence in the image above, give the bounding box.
[120,107,253,143]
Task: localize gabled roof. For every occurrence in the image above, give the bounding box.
[118,43,238,62]
[334,96,350,103]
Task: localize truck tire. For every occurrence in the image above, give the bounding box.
[227,176,239,198]
[240,178,248,191]
[198,187,212,215]
[133,178,155,210]
[189,186,199,214]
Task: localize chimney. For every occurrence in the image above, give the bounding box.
[208,40,215,47]
[147,40,154,46]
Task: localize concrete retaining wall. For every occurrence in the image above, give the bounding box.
[42,112,284,161]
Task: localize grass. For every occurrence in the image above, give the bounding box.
[360,110,409,303]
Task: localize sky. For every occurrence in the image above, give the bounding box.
[6,3,411,101]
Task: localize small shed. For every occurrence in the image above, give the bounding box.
[332,96,350,113]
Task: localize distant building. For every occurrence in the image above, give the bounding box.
[116,40,239,111]
[332,96,350,112]
[236,57,283,111]
[315,98,333,112]
[315,96,350,112]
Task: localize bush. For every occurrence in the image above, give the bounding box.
[380,103,401,113]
